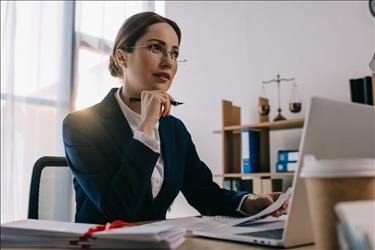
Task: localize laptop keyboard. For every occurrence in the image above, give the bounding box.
[237,228,284,240]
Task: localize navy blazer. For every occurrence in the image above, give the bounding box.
[63,88,248,224]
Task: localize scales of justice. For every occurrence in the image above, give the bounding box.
[258,74,302,122]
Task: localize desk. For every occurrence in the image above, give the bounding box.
[180,235,316,250]
[1,236,315,250]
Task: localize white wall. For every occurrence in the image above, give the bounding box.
[164,1,375,218]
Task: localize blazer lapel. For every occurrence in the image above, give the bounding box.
[154,117,178,211]
[97,88,133,156]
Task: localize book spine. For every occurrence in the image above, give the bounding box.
[232,179,241,191]
[364,76,373,105]
[350,79,361,103]
[350,78,365,104]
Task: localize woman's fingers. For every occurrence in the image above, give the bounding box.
[140,90,175,118]
[160,93,171,117]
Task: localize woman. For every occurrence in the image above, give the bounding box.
[63,12,287,224]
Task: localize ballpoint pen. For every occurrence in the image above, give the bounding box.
[129,97,184,106]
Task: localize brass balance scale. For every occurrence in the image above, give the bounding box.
[258,74,302,122]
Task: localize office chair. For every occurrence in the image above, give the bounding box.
[28,156,70,219]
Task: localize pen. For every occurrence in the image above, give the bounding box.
[129,97,184,106]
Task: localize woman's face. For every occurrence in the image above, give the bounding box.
[121,23,179,94]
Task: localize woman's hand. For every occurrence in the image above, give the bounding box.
[138,90,174,136]
[241,192,289,217]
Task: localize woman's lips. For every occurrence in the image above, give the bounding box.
[153,73,170,82]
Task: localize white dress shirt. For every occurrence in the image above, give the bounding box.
[114,88,251,213]
[115,88,164,199]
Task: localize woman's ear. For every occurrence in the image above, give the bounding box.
[115,49,128,68]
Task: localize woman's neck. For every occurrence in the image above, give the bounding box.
[120,86,141,114]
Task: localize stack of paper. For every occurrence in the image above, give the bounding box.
[1,219,185,249]
[335,200,375,250]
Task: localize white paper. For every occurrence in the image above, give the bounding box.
[205,187,292,226]
[236,187,292,225]
[149,188,292,231]
[1,219,185,249]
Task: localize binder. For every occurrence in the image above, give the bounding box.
[277,150,299,162]
[276,161,298,172]
[241,129,260,173]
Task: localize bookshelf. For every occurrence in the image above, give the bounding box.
[214,100,304,193]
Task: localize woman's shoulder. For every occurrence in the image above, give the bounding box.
[62,102,106,144]
[63,103,101,126]
[161,115,185,128]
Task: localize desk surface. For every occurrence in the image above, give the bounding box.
[181,235,316,250]
[1,236,315,250]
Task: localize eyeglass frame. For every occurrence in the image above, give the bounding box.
[120,43,187,63]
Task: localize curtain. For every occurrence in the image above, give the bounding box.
[1,0,164,224]
[1,1,73,223]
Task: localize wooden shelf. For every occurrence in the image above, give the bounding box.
[213,118,304,134]
[213,172,294,178]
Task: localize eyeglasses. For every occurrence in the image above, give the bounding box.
[123,43,187,63]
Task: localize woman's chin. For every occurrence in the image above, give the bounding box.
[149,83,171,92]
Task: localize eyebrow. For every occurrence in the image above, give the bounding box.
[147,39,179,50]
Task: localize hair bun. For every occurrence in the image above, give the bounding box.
[109,55,123,78]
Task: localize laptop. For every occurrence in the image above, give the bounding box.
[193,97,375,247]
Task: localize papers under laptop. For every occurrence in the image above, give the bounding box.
[150,188,291,233]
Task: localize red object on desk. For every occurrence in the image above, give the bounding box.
[83,220,136,238]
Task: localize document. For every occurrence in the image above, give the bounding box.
[1,219,185,249]
[150,188,292,231]
[232,187,292,226]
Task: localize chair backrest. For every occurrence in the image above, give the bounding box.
[28,156,70,219]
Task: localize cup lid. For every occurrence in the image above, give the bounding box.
[300,155,375,178]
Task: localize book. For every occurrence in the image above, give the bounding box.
[261,179,272,194]
[349,77,373,105]
[232,179,241,191]
[223,178,232,190]
[240,179,253,193]
[241,129,260,173]
[364,76,373,105]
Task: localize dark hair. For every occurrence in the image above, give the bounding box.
[109,12,181,79]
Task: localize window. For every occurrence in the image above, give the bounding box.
[74,1,164,110]
[1,1,73,223]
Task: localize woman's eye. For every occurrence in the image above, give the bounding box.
[149,44,162,53]
[172,51,179,59]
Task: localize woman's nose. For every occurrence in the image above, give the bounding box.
[160,57,173,69]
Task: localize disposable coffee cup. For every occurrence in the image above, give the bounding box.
[300,155,375,250]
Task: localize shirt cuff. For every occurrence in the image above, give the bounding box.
[236,194,256,216]
[133,130,160,153]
